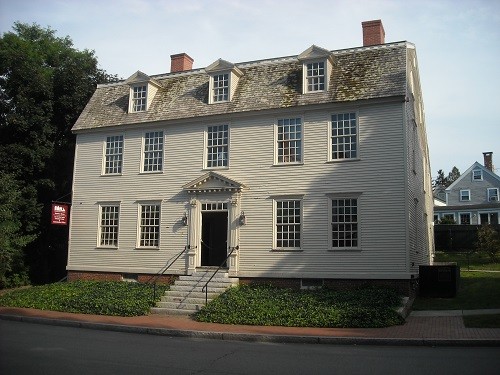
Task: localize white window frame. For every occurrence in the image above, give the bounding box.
[460,189,471,202]
[304,60,326,93]
[458,212,471,225]
[103,135,124,175]
[211,73,230,103]
[273,198,302,250]
[488,188,499,202]
[130,84,147,112]
[205,124,229,169]
[329,195,360,250]
[329,112,358,161]
[141,131,164,173]
[275,117,303,164]
[98,203,120,248]
[472,169,483,181]
[137,202,161,248]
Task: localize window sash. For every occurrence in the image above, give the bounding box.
[100,205,119,247]
[331,198,358,248]
[488,188,499,201]
[206,125,228,168]
[331,113,357,160]
[275,200,301,248]
[213,74,229,102]
[143,131,163,172]
[459,213,471,225]
[104,135,123,174]
[460,190,470,201]
[472,169,482,180]
[277,118,302,163]
[132,85,147,112]
[306,62,325,92]
[139,204,160,247]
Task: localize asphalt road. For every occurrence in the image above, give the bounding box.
[1,320,499,375]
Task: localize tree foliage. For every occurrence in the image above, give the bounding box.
[476,225,500,263]
[434,166,460,188]
[0,23,118,287]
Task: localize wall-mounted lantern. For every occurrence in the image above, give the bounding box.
[182,212,188,226]
[239,211,246,226]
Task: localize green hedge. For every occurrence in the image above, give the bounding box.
[195,285,404,328]
[0,281,169,316]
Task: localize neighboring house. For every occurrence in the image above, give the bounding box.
[434,152,500,225]
[67,20,433,295]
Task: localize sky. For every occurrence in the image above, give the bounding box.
[1,0,499,177]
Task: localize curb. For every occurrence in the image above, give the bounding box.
[1,313,499,347]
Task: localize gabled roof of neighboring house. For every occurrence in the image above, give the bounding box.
[72,41,410,132]
[446,162,500,191]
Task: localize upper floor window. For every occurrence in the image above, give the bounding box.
[472,169,483,181]
[99,204,120,247]
[212,74,229,102]
[460,189,470,202]
[275,199,301,249]
[132,85,147,112]
[331,113,357,160]
[143,131,163,172]
[306,61,325,92]
[331,198,359,249]
[138,203,160,248]
[104,135,124,174]
[488,188,499,202]
[206,125,229,168]
[276,118,302,164]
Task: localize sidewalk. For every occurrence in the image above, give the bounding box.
[1,307,499,346]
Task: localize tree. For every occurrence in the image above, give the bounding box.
[476,225,500,263]
[433,167,460,188]
[0,23,118,286]
[447,166,460,186]
[434,169,447,188]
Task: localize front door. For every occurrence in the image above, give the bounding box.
[201,211,228,267]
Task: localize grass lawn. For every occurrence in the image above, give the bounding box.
[463,314,500,328]
[434,251,500,271]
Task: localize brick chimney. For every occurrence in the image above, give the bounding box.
[170,53,194,73]
[483,152,494,172]
[362,20,385,46]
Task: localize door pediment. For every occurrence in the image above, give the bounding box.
[183,171,246,193]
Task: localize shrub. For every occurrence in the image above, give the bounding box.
[476,225,500,263]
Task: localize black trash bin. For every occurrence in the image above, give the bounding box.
[419,262,460,298]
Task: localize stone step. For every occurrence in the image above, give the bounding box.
[169,285,231,293]
[179,273,232,281]
[163,290,221,299]
[160,296,215,305]
[174,280,237,288]
[155,301,205,311]
[150,307,197,316]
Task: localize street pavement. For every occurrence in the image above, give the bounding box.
[1,307,499,346]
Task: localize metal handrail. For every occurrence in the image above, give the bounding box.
[148,246,188,302]
[201,245,238,304]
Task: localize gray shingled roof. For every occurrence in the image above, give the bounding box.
[72,42,409,132]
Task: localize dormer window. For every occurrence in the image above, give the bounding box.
[206,59,243,104]
[472,169,483,181]
[298,45,333,94]
[125,71,160,113]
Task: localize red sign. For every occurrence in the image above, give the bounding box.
[51,203,69,225]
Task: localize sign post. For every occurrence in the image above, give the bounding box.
[51,203,69,225]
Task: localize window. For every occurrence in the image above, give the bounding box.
[139,204,160,247]
[472,169,483,181]
[275,200,301,249]
[143,131,163,172]
[460,190,470,202]
[331,113,357,160]
[488,188,499,202]
[306,61,325,92]
[277,118,302,163]
[459,213,471,225]
[212,73,229,102]
[131,85,147,112]
[104,135,124,174]
[99,205,119,247]
[206,125,229,168]
[331,198,358,248]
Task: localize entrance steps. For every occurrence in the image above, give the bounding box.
[151,269,238,315]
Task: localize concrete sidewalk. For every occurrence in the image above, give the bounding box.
[1,307,499,347]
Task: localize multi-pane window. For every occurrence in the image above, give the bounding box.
[488,188,499,202]
[331,198,358,248]
[206,125,228,168]
[99,205,119,247]
[472,169,483,180]
[104,135,123,174]
[132,85,147,112]
[459,213,471,225]
[331,113,357,160]
[143,131,163,172]
[213,74,229,102]
[277,118,302,163]
[275,200,301,248]
[139,204,160,247]
[460,190,470,201]
[306,61,325,92]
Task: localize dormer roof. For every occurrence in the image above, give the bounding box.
[183,171,246,193]
[298,45,333,61]
[205,59,243,76]
[125,71,161,88]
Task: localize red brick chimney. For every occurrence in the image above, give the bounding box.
[483,152,494,172]
[170,53,194,73]
[362,20,385,46]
